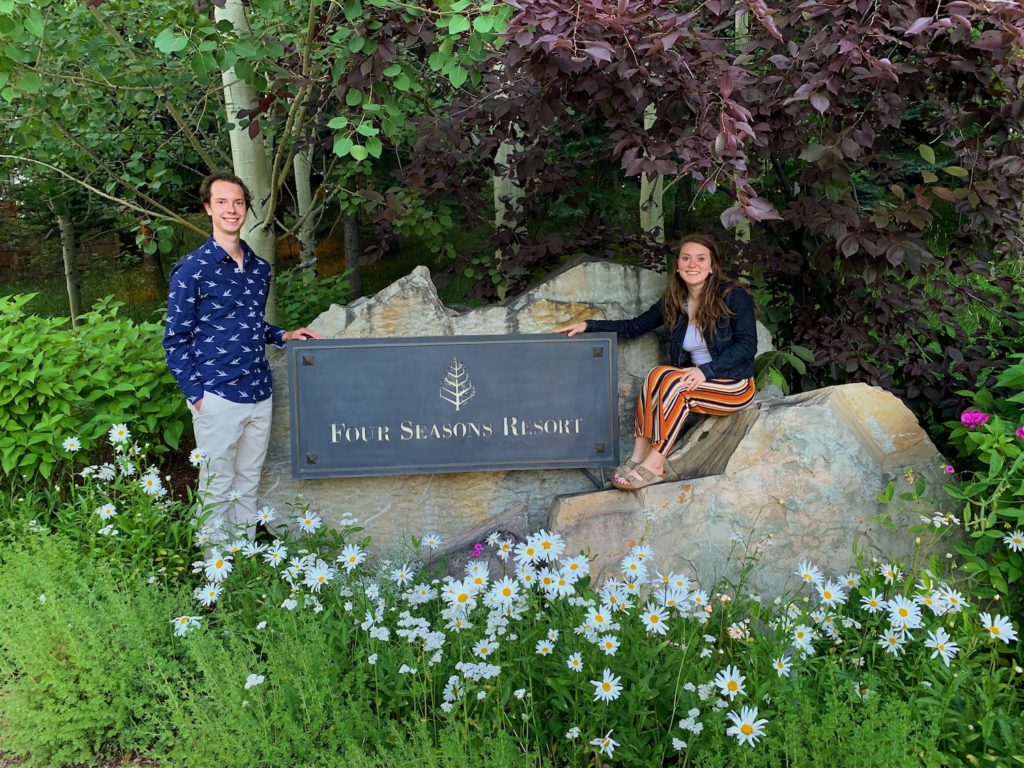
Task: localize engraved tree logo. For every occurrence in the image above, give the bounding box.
[440,358,475,411]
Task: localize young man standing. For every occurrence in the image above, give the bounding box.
[163,172,322,538]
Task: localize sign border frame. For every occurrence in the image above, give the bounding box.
[287,333,619,479]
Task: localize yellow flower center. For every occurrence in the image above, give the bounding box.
[990,626,1001,635]
[502,587,512,597]
[215,560,224,568]
[741,724,753,735]
[457,594,468,603]
[727,681,738,691]
[602,682,611,691]
[650,615,660,623]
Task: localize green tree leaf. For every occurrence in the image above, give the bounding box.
[448,15,471,34]
[154,28,189,54]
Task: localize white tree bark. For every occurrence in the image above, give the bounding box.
[493,137,526,299]
[639,104,665,243]
[55,203,82,326]
[215,0,279,321]
[293,147,317,272]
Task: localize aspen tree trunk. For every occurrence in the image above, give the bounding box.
[344,210,362,298]
[639,104,665,243]
[56,206,82,326]
[493,137,526,300]
[733,10,751,244]
[214,0,279,322]
[293,148,318,272]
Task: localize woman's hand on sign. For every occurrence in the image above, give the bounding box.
[553,322,587,337]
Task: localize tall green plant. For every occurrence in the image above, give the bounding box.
[0,533,186,767]
[0,294,189,480]
[945,353,1024,618]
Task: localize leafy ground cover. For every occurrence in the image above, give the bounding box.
[0,412,1022,767]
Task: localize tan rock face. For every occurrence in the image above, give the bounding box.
[264,261,734,555]
[549,384,953,598]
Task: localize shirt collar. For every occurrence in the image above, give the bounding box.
[206,236,254,269]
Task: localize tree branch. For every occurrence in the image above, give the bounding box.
[0,154,206,235]
[85,4,228,172]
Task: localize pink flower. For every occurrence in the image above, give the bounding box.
[471,542,484,558]
[1016,426,1024,440]
[943,464,955,475]
[960,410,989,429]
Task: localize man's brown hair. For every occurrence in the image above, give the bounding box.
[199,172,251,208]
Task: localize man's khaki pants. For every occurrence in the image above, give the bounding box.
[189,392,272,539]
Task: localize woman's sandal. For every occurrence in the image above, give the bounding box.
[612,458,639,484]
[611,464,664,491]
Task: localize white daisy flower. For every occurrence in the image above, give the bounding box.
[591,668,623,702]
[254,506,276,524]
[204,551,233,582]
[303,560,335,593]
[713,665,745,700]
[772,656,791,677]
[108,423,130,445]
[171,614,200,636]
[96,503,117,520]
[296,512,322,534]
[980,612,1018,645]
[338,543,366,572]
[795,560,824,587]
[62,436,81,453]
[641,605,669,635]
[924,627,959,667]
[726,706,768,746]
[194,582,222,607]
[590,731,618,757]
[1003,530,1024,553]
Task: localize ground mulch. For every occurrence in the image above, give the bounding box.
[157,439,200,502]
[0,755,159,767]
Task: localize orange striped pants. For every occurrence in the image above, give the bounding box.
[636,366,755,455]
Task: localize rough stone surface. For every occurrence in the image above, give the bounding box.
[264,261,762,555]
[549,383,953,598]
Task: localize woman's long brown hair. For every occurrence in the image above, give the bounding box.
[662,233,739,334]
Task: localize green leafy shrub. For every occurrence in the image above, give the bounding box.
[944,353,1024,619]
[275,266,352,331]
[0,532,186,767]
[0,294,189,480]
[755,342,815,395]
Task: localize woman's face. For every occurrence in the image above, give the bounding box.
[676,242,714,290]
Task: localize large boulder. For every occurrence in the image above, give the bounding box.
[262,262,773,552]
[549,383,954,597]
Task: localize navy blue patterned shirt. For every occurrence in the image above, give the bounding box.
[163,237,285,404]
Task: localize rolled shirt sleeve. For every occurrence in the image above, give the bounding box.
[265,323,286,348]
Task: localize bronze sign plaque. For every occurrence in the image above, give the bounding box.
[287,334,619,478]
